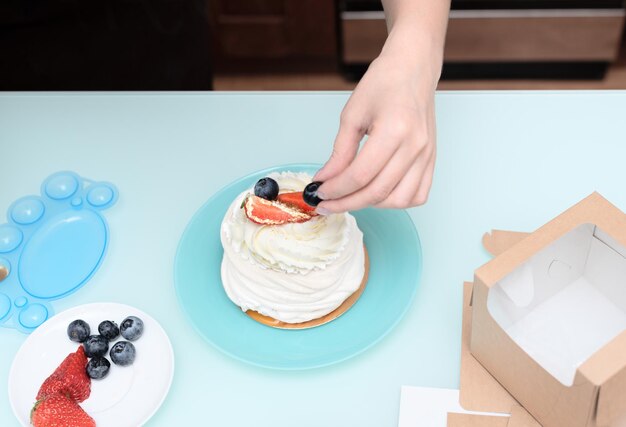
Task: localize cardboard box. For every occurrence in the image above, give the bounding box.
[447,412,508,427]
[452,281,540,427]
[471,193,626,427]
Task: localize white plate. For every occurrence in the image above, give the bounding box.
[8,303,174,427]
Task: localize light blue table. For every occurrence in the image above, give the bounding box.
[1,91,625,426]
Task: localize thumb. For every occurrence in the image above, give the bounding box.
[314,119,363,183]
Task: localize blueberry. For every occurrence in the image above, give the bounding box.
[254,177,279,201]
[98,320,119,341]
[86,357,110,380]
[67,320,90,343]
[83,335,109,358]
[120,316,144,341]
[110,341,136,366]
[303,182,323,207]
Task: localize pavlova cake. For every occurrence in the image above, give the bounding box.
[220,171,368,328]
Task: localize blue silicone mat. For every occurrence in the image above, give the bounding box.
[0,171,118,333]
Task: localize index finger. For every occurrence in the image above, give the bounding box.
[314,120,363,183]
[317,131,399,201]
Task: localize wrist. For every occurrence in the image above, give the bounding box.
[379,19,445,89]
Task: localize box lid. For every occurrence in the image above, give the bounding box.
[476,192,626,289]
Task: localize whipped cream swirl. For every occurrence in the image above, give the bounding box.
[220,171,365,323]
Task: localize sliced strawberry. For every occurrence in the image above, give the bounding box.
[37,346,90,403]
[31,393,95,427]
[243,195,311,225]
[277,192,318,215]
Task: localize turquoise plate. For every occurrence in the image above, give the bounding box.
[174,163,422,370]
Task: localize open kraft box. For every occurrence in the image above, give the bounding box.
[470,193,626,427]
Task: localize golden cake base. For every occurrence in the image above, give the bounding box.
[246,246,369,329]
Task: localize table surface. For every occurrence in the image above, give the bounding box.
[1,91,626,427]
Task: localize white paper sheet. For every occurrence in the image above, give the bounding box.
[398,386,509,427]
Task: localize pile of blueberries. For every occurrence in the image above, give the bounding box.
[67,316,144,380]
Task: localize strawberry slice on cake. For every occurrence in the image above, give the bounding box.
[243,194,312,225]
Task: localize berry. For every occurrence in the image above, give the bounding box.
[37,346,91,403]
[86,357,110,380]
[67,320,90,343]
[254,177,279,201]
[110,341,136,366]
[98,320,120,341]
[31,393,95,427]
[120,316,144,341]
[83,335,109,358]
[277,192,318,215]
[243,195,311,225]
[303,182,323,207]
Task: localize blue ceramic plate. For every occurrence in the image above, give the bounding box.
[174,164,421,370]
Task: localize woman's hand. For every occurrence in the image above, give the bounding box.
[314,1,449,214]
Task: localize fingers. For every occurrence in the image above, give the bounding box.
[375,149,435,209]
[317,143,435,213]
[413,154,436,206]
[316,142,421,213]
[314,116,364,183]
[316,128,403,201]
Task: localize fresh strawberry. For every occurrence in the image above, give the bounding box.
[37,346,90,403]
[31,393,95,427]
[276,192,318,215]
[243,195,311,225]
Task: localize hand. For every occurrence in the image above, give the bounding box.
[314,30,440,214]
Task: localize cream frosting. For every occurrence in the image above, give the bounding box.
[220,171,365,323]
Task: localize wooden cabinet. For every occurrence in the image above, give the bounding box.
[209,0,337,69]
[342,10,625,63]
[340,7,625,79]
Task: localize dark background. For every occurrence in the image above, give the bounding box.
[2,0,626,91]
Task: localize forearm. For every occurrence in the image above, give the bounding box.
[380,0,450,85]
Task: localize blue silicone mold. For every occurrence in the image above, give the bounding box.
[0,171,118,333]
